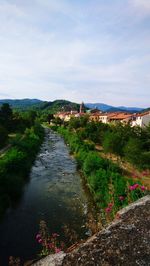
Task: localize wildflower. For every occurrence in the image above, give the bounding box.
[133,183,139,189]
[48,243,54,249]
[119,196,124,201]
[55,248,61,253]
[36,234,41,240]
[129,184,139,190]
[140,185,146,191]
[105,207,111,213]
[52,233,59,238]
[38,238,43,244]
[129,185,135,191]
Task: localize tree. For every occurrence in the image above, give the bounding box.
[103,131,124,156]
[0,103,13,131]
[123,138,142,166]
[0,125,8,148]
[47,114,54,124]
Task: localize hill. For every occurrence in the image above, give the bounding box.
[0,99,80,113]
[0,99,43,110]
[0,99,147,114]
[85,103,144,113]
[40,100,80,113]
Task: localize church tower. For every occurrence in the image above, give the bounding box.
[80,102,85,113]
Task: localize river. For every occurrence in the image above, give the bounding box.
[0,128,97,265]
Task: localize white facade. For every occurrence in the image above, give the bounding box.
[99,115,108,123]
[131,112,150,127]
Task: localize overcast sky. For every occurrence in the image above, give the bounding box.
[0,0,150,107]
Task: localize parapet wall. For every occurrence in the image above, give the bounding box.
[33,195,150,266]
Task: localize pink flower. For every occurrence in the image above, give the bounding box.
[36,234,41,240]
[38,239,42,244]
[105,207,111,213]
[129,185,135,191]
[129,184,139,190]
[55,248,61,253]
[119,196,124,201]
[48,243,54,249]
[140,185,146,191]
[133,183,139,189]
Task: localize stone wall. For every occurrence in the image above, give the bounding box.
[33,195,150,266]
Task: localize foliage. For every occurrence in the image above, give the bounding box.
[55,119,149,220]
[0,125,8,148]
[0,103,13,131]
[83,152,107,175]
[36,220,63,257]
[0,121,44,218]
[123,138,142,166]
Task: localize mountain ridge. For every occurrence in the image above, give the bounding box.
[85,103,144,113]
[0,99,147,113]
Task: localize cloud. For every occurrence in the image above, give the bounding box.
[131,0,150,12]
[0,0,149,107]
[129,0,150,18]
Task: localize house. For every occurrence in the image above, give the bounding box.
[89,112,103,122]
[54,111,81,122]
[89,112,134,124]
[99,113,117,123]
[131,112,150,127]
[108,112,133,124]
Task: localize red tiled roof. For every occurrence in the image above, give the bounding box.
[108,112,133,120]
[136,112,150,117]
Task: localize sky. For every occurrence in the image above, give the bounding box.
[0,0,150,107]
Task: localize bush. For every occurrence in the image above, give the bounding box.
[123,138,142,166]
[83,152,106,175]
[75,149,88,168]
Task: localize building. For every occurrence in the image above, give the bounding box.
[131,112,150,127]
[108,113,133,124]
[54,105,150,128]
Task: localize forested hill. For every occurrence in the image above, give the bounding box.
[0,99,43,110]
[0,99,80,113]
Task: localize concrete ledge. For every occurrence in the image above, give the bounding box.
[33,195,150,266]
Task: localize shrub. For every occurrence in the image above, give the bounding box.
[83,152,106,175]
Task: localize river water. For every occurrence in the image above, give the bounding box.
[0,128,97,265]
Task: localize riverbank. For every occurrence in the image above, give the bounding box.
[0,123,44,219]
[51,125,148,222]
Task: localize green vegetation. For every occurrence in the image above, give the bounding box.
[51,117,149,219]
[0,103,44,218]
[0,99,81,114]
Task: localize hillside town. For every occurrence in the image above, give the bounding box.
[54,102,150,128]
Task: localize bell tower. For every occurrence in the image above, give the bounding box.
[80,102,84,113]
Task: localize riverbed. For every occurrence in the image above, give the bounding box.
[0,128,97,265]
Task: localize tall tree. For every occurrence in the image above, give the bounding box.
[0,103,13,131]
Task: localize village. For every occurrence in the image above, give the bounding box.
[54,102,150,128]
